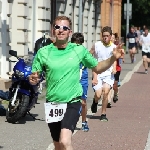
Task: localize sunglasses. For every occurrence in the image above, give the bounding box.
[54,25,70,31]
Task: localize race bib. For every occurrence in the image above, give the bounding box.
[44,102,67,123]
[129,38,135,43]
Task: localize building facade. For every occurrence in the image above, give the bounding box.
[0,0,101,80]
[0,0,122,84]
[101,0,122,37]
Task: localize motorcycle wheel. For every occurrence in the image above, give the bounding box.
[6,94,29,123]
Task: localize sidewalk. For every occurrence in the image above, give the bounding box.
[72,64,150,150]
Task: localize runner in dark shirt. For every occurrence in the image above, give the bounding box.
[126,27,138,63]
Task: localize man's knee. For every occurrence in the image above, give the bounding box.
[143,57,147,62]
[60,129,72,148]
[94,90,102,99]
[60,138,71,148]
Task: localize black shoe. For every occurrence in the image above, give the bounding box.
[91,99,98,113]
[0,107,6,116]
[100,114,108,121]
[107,102,111,108]
[113,94,118,103]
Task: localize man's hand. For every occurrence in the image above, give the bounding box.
[112,68,117,74]
[29,72,40,85]
[122,58,125,63]
[113,43,124,59]
[92,78,98,86]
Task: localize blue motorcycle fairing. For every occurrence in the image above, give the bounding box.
[18,89,30,96]
[13,59,32,79]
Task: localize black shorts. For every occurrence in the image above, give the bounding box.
[142,51,150,58]
[129,44,136,49]
[48,101,81,142]
[114,71,120,81]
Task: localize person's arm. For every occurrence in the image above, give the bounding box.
[112,61,117,74]
[90,44,95,55]
[120,49,125,62]
[82,44,124,74]
[139,36,143,46]
[89,44,98,83]
[29,50,44,85]
[135,33,138,43]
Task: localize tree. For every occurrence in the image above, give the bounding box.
[121,0,150,37]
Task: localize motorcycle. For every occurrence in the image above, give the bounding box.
[6,50,43,123]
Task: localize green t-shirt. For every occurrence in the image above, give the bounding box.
[32,42,98,103]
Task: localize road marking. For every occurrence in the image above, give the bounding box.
[46,60,143,150]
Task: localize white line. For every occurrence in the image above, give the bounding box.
[144,131,150,150]
[46,60,143,150]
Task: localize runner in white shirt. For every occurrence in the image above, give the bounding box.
[90,26,116,121]
[139,28,150,74]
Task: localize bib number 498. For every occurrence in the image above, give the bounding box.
[44,103,67,123]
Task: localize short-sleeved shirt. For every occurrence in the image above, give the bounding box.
[140,34,150,53]
[93,41,116,77]
[127,32,137,47]
[80,63,88,86]
[32,42,98,103]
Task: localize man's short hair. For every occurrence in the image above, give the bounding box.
[71,32,84,44]
[53,16,72,28]
[144,28,149,31]
[101,26,112,35]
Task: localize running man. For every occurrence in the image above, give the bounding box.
[71,32,89,132]
[90,26,117,121]
[126,26,138,63]
[139,28,150,74]
[29,16,123,150]
[111,34,125,104]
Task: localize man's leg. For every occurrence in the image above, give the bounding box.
[100,76,114,121]
[129,49,133,63]
[60,129,73,150]
[60,101,81,150]
[81,99,89,131]
[81,85,89,131]
[132,47,137,62]
[0,104,6,116]
[142,52,149,74]
[147,53,150,68]
[107,89,113,108]
[136,42,139,54]
[129,47,136,63]
[48,121,61,150]
[0,90,9,100]
[91,77,103,113]
[101,83,111,114]
[113,71,120,103]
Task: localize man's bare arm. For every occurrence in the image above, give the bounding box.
[92,71,98,79]
[90,44,95,55]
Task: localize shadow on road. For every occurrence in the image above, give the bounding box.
[75,127,81,130]
[89,115,101,119]
[0,146,3,149]
[5,113,45,124]
[135,71,145,74]
[17,113,45,124]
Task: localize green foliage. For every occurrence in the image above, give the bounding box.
[121,0,150,37]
